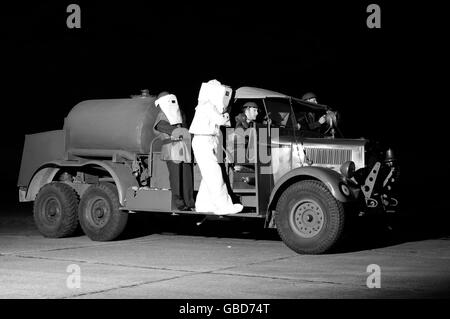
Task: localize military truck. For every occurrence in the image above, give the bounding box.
[17,87,399,254]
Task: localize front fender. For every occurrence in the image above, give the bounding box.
[264,166,355,228]
[268,166,354,209]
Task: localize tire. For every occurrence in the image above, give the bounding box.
[33,182,79,238]
[78,182,128,241]
[275,180,345,254]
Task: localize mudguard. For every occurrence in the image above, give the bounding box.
[264,166,355,228]
[268,166,355,208]
[25,159,138,206]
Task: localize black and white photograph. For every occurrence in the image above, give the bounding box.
[0,1,448,305]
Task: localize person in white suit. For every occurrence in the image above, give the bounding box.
[189,80,243,215]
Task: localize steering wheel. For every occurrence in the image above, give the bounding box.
[323,110,343,137]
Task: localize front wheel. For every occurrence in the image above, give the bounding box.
[78,183,128,241]
[275,180,345,254]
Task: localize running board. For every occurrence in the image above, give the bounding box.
[120,207,262,218]
[122,187,262,218]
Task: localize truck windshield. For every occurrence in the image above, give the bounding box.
[264,98,294,128]
[291,99,327,137]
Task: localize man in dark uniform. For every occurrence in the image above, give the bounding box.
[297,92,327,132]
[229,101,260,165]
[235,101,259,129]
[154,91,195,211]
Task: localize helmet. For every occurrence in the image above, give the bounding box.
[157,91,170,99]
[242,101,259,110]
[301,92,317,101]
[198,80,232,113]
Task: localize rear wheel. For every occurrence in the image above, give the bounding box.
[33,182,79,238]
[78,183,128,241]
[275,180,345,254]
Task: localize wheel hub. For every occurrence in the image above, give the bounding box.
[94,207,105,218]
[291,200,324,238]
[43,197,61,223]
[88,197,110,227]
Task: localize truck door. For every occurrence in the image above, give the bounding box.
[253,98,294,214]
[263,97,296,181]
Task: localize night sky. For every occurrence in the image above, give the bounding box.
[0,2,445,231]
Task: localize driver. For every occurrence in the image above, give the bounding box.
[297,92,327,131]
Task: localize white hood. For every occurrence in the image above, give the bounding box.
[198,79,232,113]
[155,94,182,125]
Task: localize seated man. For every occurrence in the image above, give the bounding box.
[235,101,259,129]
[297,92,327,136]
[296,111,326,131]
[228,102,260,164]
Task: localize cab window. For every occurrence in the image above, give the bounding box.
[264,98,295,128]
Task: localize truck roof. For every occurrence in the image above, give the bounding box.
[235,86,328,110]
[235,86,289,99]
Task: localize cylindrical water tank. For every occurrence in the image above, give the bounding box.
[64,96,160,154]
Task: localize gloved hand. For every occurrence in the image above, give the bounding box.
[318,115,327,125]
[224,149,234,164]
[223,112,231,127]
[171,134,183,141]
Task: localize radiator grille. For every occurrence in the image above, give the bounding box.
[305,147,352,165]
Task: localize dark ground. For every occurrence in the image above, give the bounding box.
[1,203,450,299]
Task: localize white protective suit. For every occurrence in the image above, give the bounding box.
[189,80,243,215]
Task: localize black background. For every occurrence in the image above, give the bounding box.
[0,2,446,236]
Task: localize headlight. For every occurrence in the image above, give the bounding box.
[340,161,355,179]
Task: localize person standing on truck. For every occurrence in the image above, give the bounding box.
[189,79,243,215]
[154,91,195,211]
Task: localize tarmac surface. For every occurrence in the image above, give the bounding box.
[1,203,450,299]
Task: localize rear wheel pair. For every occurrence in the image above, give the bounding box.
[33,182,127,241]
